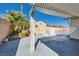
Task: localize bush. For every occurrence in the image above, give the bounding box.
[19,30,30,38]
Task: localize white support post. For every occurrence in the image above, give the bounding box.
[29,4,35,53]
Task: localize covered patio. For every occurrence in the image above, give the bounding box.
[1,3,79,56]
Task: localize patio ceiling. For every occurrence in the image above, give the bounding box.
[35,3,79,19]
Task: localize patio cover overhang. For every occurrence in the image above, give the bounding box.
[35,3,79,19]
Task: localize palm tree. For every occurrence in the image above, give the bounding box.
[5,11,30,37]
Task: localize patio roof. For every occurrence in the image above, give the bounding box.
[35,3,79,19]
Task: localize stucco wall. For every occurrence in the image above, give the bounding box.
[70,19,79,39]
[35,21,47,35]
[0,19,11,43]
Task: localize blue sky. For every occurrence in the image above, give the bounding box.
[0,3,31,19]
[34,10,69,26]
[0,3,69,26]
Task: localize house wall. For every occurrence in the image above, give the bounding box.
[0,19,11,43]
[70,19,79,39]
[35,21,47,36]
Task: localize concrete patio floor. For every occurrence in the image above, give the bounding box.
[16,37,59,56]
[0,39,19,56]
[1,35,79,56]
[40,35,79,56]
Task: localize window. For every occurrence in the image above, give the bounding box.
[35,25,38,28]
